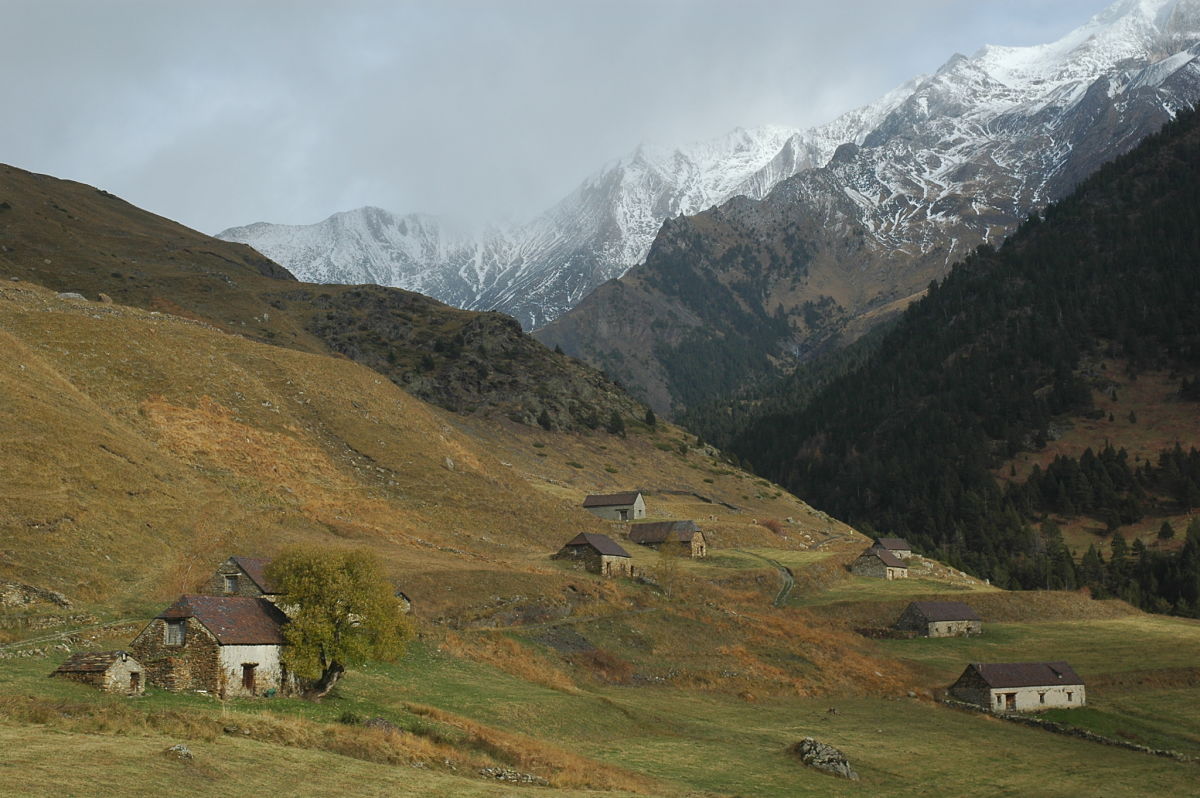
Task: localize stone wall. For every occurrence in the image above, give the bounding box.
[218,643,288,698]
[849,555,887,579]
[129,617,221,693]
[928,620,981,637]
[200,560,266,598]
[599,555,633,577]
[553,546,603,573]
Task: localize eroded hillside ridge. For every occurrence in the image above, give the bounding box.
[536,0,1200,413]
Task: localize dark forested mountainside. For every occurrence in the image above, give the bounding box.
[721,109,1200,612]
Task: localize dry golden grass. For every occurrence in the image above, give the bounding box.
[441,631,580,693]
[403,703,659,793]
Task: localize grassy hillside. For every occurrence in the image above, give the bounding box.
[0,163,641,432]
[3,167,1198,795]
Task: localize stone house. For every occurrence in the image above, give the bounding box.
[849,547,909,580]
[203,556,280,601]
[582,492,646,522]
[949,661,1085,712]
[872,537,913,559]
[552,532,635,577]
[628,520,708,558]
[50,650,145,695]
[895,601,982,637]
[129,595,293,698]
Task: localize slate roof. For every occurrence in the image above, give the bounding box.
[582,492,642,508]
[873,537,912,552]
[229,556,278,594]
[629,520,700,544]
[907,601,981,622]
[860,547,907,568]
[158,595,288,645]
[562,532,631,558]
[969,661,1084,688]
[53,650,136,674]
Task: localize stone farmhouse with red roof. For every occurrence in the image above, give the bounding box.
[950,661,1085,712]
[129,594,294,698]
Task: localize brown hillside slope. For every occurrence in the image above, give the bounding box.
[0,163,639,431]
[1,279,917,697]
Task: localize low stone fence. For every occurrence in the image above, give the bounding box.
[941,698,1196,764]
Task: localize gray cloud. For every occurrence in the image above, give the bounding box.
[2,0,1109,233]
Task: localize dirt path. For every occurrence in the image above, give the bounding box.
[735,550,795,607]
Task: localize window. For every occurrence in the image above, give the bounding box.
[165,620,185,646]
[223,574,239,593]
[1067,692,1073,702]
[1039,692,1046,704]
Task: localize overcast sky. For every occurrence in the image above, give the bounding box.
[2,0,1111,234]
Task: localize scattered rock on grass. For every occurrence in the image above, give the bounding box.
[789,737,859,780]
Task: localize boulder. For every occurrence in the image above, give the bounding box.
[789,737,859,780]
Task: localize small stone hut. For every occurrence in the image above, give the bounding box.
[553,532,634,577]
[872,537,913,559]
[582,492,646,522]
[849,547,908,580]
[129,595,293,699]
[50,650,145,695]
[949,661,1085,712]
[203,556,280,601]
[895,601,982,637]
[628,520,708,558]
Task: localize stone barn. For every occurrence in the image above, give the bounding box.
[203,556,280,601]
[628,520,708,558]
[949,662,1085,712]
[552,532,634,577]
[849,547,908,580]
[582,492,646,522]
[129,595,294,699]
[50,650,145,695]
[872,537,913,559]
[895,601,982,637]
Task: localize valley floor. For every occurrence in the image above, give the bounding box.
[3,564,1198,798]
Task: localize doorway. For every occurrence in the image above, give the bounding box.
[242,663,257,694]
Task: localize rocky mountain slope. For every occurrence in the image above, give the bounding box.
[0,164,641,431]
[218,96,918,331]
[536,0,1200,413]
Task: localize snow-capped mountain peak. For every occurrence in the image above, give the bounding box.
[220,0,1200,332]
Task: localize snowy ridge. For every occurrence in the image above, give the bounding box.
[220,0,1200,331]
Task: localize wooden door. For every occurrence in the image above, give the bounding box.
[242,663,257,694]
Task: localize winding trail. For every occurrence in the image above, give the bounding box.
[735,550,795,607]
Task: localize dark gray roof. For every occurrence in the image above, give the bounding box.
[159,595,288,645]
[859,547,907,568]
[907,601,981,622]
[874,537,912,551]
[52,650,136,674]
[969,662,1084,688]
[629,520,699,544]
[227,556,278,594]
[562,532,631,558]
[583,492,642,508]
